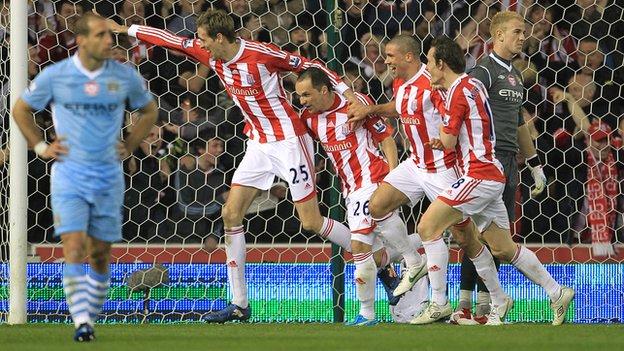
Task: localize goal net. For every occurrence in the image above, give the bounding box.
[1,0,623,324]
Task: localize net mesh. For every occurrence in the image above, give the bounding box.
[0,0,623,324]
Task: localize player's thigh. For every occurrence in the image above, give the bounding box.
[223,185,262,224]
[417,198,464,241]
[88,178,124,243]
[368,182,410,219]
[272,135,317,203]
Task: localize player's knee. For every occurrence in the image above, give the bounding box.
[221,204,242,227]
[89,247,111,270]
[416,220,435,241]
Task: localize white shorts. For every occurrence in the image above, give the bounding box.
[383,160,461,205]
[437,175,510,232]
[232,135,316,202]
[345,183,378,244]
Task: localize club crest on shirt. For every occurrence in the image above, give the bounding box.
[84,81,99,96]
[341,123,353,136]
[243,73,255,86]
[107,80,120,93]
[182,39,194,48]
[507,74,517,86]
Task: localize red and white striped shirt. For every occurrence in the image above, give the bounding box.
[128,25,349,143]
[392,64,457,172]
[303,93,393,196]
[443,73,505,182]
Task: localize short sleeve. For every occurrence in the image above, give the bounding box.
[468,65,491,90]
[21,66,54,111]
[517,110,525,127]
[364,116,394,143]
[442,92,467,136]
[126,68,152,110]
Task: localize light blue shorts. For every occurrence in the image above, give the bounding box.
[50,162,124,242]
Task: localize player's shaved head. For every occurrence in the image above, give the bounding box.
[74,12,105,37]
[388,34,421,58]
[197,9,236,43]
[297,67,332,91]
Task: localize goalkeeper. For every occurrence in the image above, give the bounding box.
[450,10,549,325]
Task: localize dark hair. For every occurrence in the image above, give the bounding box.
[297,67,332,91]
[388,34,421,59]
[197,9,236,43]
[429,36,465,74]
[74,12,104,37]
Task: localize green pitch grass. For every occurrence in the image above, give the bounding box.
[1,323,622,351]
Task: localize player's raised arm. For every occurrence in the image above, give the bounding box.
[102,13,211,65]
[260,41,353,99]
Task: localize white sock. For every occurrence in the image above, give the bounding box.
[353,251,377,320]
[319,217,352,252]
[512,246,561,301]
[422,236,449,305]
[225,226,248,308]
[63,263,91,327]
[374,212,422,267]
[409,233,424,250]
[85,269,110,323]
[470,246,506,306]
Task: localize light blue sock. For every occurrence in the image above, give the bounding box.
[86,269,110,323]
[63,263,90,327]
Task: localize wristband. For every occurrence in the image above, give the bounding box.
[526,154,541,168]
[33,141,49,157]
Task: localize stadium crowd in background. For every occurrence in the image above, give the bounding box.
[0,0,623,260]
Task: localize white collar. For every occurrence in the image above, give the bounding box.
[489,53,512,72]
[403,63,427,85]
[72,54,106,80]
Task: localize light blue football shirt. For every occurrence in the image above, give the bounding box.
[21,54,152,168]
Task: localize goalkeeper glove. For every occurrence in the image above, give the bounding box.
[526,154,546,197]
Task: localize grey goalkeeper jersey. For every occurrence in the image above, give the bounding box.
[468,53,525,154]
